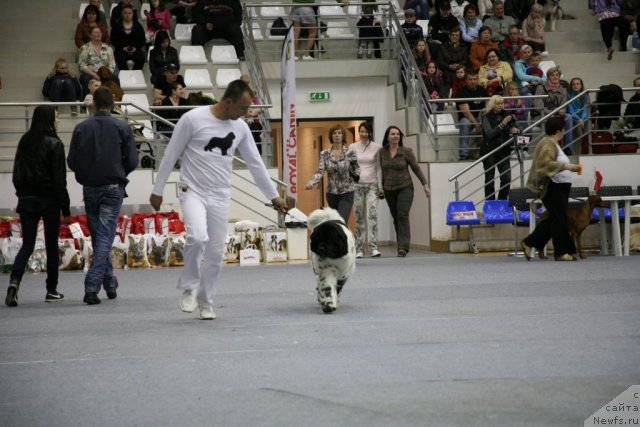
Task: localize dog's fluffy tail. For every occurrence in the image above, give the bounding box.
[308,207,343,231]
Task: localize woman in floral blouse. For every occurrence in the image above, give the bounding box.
[306,124,360,223]
[78,26,117,97]
[379,126,430,257]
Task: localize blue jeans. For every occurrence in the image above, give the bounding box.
[83,185,124,294]
[458,117,475,159]
[404,0,429,19]
[49,76,80,102]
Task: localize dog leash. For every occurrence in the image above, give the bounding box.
[264,203,308,228]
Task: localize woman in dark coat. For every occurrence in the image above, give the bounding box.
[6,105,70,307]
[110,4,147,70]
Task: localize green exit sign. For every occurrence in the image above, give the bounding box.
[309,91,330,102]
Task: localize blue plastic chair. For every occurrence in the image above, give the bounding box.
[446,201,480,252]
[482,199,514,224]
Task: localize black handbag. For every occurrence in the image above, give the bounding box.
[270,17,288,36]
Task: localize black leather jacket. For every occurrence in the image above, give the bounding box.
[481,109,514,156]
[13,135,71,217]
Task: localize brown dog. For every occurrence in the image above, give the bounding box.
[537,195,606,259]
[97,66,124,101]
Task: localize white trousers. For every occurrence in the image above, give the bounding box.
[179,190,230,306]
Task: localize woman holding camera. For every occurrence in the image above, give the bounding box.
[481,95,519,200]
[306,125,360,223]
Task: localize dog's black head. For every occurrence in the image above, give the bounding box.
[310,220,349,259]
[204,132,235,155]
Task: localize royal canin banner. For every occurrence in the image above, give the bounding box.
[281,26,297,202]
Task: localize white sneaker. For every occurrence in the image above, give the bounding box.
[356,252,364,258]
[371,249,381,257]
[301,55,314,60]
[179,289,197,313]
[199,305,216,320]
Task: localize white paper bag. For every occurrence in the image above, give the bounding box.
[239,244,260,266]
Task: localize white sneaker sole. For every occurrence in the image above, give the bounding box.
[180,291,197,313]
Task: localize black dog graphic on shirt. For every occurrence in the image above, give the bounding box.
[204,132,235,155]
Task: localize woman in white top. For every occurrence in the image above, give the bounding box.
[351,122,383,258]
[522,116,582,261]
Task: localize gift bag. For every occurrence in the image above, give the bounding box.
[80,237,93,272]
[1,237,23,273]
[111,236,128,269]
[239,244,260,266]
[261,228,288,263]
[59,239,84,271]
[26,240,47,272]
[127,234,150,269]
[147,234,170,267]
[168,234,185,267]
[224,233,241,263]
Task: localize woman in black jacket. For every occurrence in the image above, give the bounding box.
[6,105,71,307]
[149,31,179,85]
[481,94,520,200]
[110,4,147,71]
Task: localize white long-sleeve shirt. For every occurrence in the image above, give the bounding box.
[152,106,278,201]
[351,140,382,187]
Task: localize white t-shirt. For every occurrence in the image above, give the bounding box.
[551,142,572,184]
[152,106,278,200]
[351,140,382,186]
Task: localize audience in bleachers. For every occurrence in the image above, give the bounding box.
[476,0,494,20]
[437,26,469,85]
[478,48,513,95]
[110,0,139,29]
[83,79,101,115]
[455,70,488,160]
[157,82,190,137]
[111,4,147,71]
[589,0,625,60]
[450,65,466,98]
[401,8,424,49]
[459,3,482,44]
[149,31,179,85]
[450,0,469,20]
[153,63,185,105]
[423,60,446,111]
[413,39,430,76]
[567,77,589,143]
[191,0,245,60]
[484,1,517,43]
[468,26,498,71]
[498,24,525,65]
[404,0,430,19]
[78,26,118,97]
[427,1,460,58]
[521,3,546,54]
[533,67,574,153]
[167,0,197,24]
[356,1,384,59]
[42,58,81,114]
[145,0,172,44]
[75,4,110,49]
[88,0,107,22]
[513,46,545,94]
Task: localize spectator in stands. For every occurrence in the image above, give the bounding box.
[504,80,528,152]
[168,0,197,24]
[424,60,446,111]
[456,69,489,160]
[153,63,186,105]
[481,95,519,200]
[477,0,494,20]
[499,24,525,65]
[469,26,498,71]
[451,0,470,20]
[78,26,118,97]
[88,0,107,22]
[75,4,110,49]
[623,76,640,129]
[533,67,574,154]
[401,8,424,50]
[42,58,81,115]
[459,3,483,44]
[192,0,245,60]
[514,46,545,95]
[352,122,382,259]
[149,31,179,85]
[157,82,190,137]
[145,0,172,44]
[290,0,317,60]
[521,116,581,262]
[378,126,430,257]
[357,2,384,59]
[478,48,513,96]
[522,3,546,54]
[83,79,101,115]
[589,0,624,60]
[110,0,139,29]
[5,105,70,307]
[405,0,430,19]
[413,39,431,77]
[68,87,138,305]
[619,0,639,52]
[437,27,469,85]
[450,64,466,98]
[484,1,517,43]
[428,1,461,59]
[111,5,147,71]
[567,77,589,145]
[305,125,360,223]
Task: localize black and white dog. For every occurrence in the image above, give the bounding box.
[538,0,566,32]
[308,208,356,313]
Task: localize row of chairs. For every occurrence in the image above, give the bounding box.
[447,185,640,253]
[119,67,241,91]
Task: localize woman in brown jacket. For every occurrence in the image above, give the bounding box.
[521,117,581,261]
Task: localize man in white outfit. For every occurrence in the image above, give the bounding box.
[150,79,287,320]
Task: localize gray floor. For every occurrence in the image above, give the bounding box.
[1,249,639,427]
